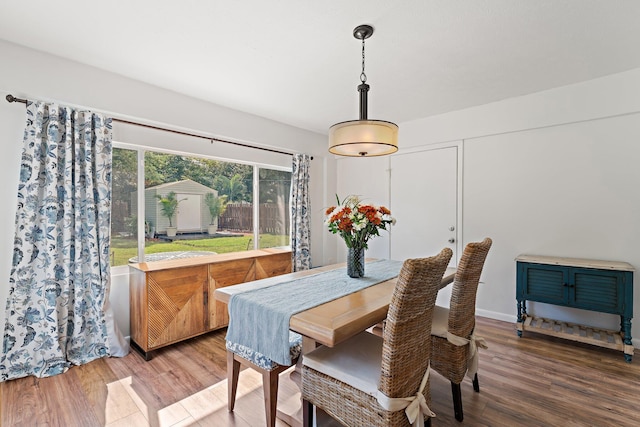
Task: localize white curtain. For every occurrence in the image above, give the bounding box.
[1,101,127,382]
[290,154,311,271]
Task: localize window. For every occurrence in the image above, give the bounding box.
[111,147,138,267]
[258,167,291,249]
[110,145,291,269]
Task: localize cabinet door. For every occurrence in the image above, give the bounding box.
[208,258,257,330]
[519,263,569,305]
[571,268,624,314]
[147,265,208,349]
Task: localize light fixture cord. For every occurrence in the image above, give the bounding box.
[360,37,367,84]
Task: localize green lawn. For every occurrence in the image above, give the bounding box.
[111,234,289,266]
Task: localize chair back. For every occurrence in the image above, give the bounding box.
[447,237,492,339]
[379,247,453,399]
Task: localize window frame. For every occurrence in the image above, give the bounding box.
[110,141,292,276]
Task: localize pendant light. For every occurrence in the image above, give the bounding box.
[329,24,398,157]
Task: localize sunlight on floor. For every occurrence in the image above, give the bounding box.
[103,370,265,427]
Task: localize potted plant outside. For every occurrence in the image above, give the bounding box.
[156,191,181,237]
[145,219,155,239]
[204,193,228,235]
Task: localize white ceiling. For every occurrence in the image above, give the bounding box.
[1,1,640,135]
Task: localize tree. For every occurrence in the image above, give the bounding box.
[258,169,291,204]
[155,191,181,227]
[165,155,190,182]
[111,148,138,232]
[204,193,228,225]
[214,174,248,202]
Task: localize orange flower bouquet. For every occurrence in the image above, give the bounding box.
[325,195,395,277]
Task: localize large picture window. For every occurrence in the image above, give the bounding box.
[111,146,291,269]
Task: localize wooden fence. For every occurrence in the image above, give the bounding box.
[218,203,290,234]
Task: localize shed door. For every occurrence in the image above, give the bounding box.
[177,193,201,231]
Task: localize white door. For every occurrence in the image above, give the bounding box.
[176,193,201,232]
[390,146,458,265]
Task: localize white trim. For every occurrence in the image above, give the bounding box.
[390,139,462,156]
[253,165,260,250]
[136,150,146,262]
[113,140,293,174]
[113,139,293,171]
[476,309,518,324]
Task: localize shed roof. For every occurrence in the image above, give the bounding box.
[146,179,216,193]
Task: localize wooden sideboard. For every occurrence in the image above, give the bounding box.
[129,248,292,359]
[516,254,634,362]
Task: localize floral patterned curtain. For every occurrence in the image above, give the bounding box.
[290,154,311,271]
[1,101,116,381]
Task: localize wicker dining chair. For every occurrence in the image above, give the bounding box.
[226,331,302,427]
[430,237,492,422]
[301,247,453,427]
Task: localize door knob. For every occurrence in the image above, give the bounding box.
[448,238,455,243]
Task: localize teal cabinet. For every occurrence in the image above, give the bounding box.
[516,255,634,362]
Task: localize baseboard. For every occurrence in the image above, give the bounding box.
[476,308,514,324]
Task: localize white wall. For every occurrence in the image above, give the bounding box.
[346,68,640,344]
[465,113,640,332]
[399,68,640,148]
[333,156,391,264]
[0,39,337,338]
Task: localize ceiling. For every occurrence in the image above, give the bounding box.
[1,1,640,135]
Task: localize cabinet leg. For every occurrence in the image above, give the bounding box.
[621,316,633,363]
[621,316,632,344]
[131,339,152,361]
[516,300,524,337]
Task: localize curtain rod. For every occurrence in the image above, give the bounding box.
[6,94,312,159]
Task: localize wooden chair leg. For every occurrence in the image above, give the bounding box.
[451,381,463,421]
[262,370,279,427]
[227,352,240,412]
[473,372,480,392]
[303,398,314,427]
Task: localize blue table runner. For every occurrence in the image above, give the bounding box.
[226,259,404,365]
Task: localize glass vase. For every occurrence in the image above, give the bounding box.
[347,247,365,278]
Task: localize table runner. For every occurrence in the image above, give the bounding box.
[226,259,404,365]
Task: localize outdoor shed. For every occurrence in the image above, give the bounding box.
[133,179,219,235]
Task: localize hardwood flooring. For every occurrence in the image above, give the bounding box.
[2,317,639,426]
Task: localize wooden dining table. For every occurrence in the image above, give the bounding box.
[214,260,457,426]
[214,260,456,347]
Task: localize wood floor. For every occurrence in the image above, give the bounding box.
[2,316,639,426]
